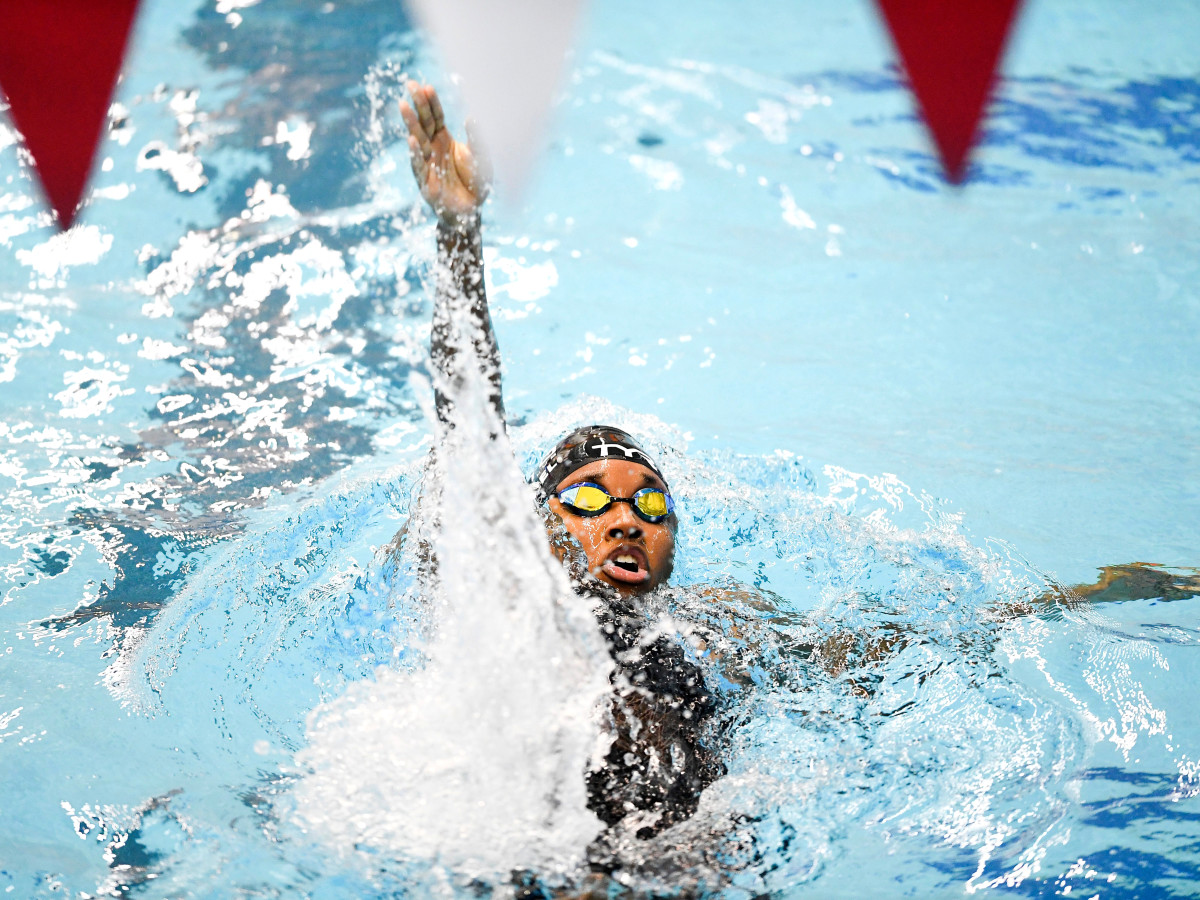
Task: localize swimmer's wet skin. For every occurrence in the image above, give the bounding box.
[400,81,721,880]
[536,425,677,594]
[399,80,1193,892]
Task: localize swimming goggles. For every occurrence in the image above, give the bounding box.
[554,482,675,523]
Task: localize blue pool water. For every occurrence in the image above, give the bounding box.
[1,0,1198,896]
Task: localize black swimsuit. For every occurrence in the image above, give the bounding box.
[587,594,724,845]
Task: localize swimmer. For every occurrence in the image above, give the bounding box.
[397,80,1199,890]
[399,81,721,871]
[398,82,678,599]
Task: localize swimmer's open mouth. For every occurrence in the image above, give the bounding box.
[600,544,650,585]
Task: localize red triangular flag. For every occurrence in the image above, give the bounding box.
[876,0,1022,184]
[0,0,141,228]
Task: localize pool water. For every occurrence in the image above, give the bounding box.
[1,0,1198,896]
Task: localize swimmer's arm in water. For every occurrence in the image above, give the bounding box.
[400,81,503,423]
[703,565,1200,686]
[988,562,1200,621]
[694,584,909,691]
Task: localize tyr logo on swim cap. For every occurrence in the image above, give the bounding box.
[535,425,667,501]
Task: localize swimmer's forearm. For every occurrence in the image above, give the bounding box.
[431,216,504,424]
[992,563,1200,621]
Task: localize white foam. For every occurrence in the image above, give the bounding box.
[292,279,612,887]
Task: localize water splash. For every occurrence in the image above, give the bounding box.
[96,398,1200,896]
[288,269,613,889]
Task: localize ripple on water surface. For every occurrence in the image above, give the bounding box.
[67,399,1171,897]
[2,2,1199,896]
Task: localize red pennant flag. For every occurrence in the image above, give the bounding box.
[876,0,1022,184]
[0,0,141,228]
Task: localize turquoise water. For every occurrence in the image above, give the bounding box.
[1,0,1199,896]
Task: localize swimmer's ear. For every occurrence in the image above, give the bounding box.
[463,117,493,201]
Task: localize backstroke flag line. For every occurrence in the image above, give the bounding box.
[402,0,587,203]
[876,0,1024,184]
[0,0,1022,230]
[0,0,141,229]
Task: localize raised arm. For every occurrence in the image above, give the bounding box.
[400,81,503,425]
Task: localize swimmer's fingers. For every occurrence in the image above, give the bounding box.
[401,82,429,142]
[403,115,432,193]
[398,93,418,135]
[459,118,492,201]
[409,81,439,141]
[402,93,437,197]
[402,85,447,207]
[402,81,484,222]
[399,99,427,148]
[423,149,444,205]
[406,134,429,190]
[427,85,447,136]
[412,84,460,183]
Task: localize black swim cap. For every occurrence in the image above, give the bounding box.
[535,425,667,502]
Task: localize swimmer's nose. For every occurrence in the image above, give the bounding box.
[608,523,643,540]
[606,504,643,540]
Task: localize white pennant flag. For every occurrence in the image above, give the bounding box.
[403,0,588,201]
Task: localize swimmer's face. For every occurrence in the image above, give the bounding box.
[547,459,676,595]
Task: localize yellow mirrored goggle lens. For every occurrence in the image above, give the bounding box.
[565,483,611,512]
[557,483,674,522]
[634,490,669,518]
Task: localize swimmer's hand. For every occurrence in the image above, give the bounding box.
[400,81,489,228]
